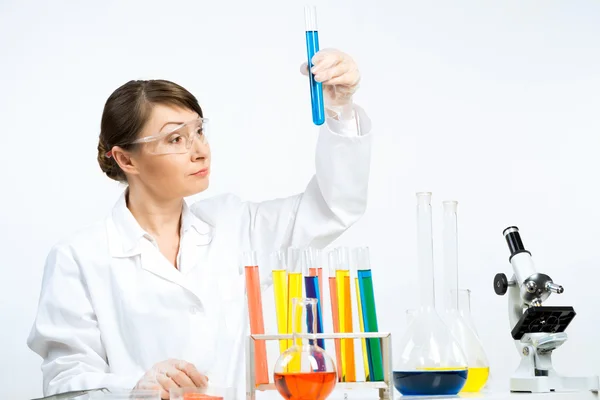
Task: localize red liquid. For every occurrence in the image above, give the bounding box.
[245,265,268,385]
[274,371,337,400]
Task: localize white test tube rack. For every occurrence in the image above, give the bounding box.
[246,332,394,400]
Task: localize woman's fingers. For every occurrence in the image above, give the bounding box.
[176,361,209,387]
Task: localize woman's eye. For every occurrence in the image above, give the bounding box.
[168,135,183,144]
[196,127,204,136]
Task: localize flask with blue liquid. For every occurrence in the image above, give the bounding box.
[393,192,469,396]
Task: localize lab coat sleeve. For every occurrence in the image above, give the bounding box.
[244,104,372,256]
[27,245,140,396]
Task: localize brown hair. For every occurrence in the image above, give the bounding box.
[97,79,203,182]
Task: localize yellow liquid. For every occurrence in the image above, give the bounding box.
[355,277,370,381]
[272,269,288,354]
[336,269,356,382]
[287,272,303,372]
[461,367,489,392]
[418,367,468,371]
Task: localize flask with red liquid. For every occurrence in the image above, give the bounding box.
[273,298,337,400]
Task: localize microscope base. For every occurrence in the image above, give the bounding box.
[510,376,599,393]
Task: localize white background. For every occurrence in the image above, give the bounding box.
[1,0,600,399]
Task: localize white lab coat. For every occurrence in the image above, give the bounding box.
[27,106,372,399]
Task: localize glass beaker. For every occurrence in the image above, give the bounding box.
[442,200,490,392]
[274,298,337,400]
[88,390,160,399]
[170,386,235,400]
[393,192,468,396]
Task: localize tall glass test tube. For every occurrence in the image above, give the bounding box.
[417,192,436,310]
[243,251,269,385]
[443,201,459,311]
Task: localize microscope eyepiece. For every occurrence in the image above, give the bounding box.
[503,226,531,261]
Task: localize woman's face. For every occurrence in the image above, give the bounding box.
[127,104,211,199]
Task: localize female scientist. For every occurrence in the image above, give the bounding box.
[27,48,372,400]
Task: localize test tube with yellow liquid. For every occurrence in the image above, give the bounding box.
[268,251,288,354]
[335,247,356,382]
[287,248,303,371]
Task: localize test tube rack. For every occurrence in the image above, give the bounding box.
[246,332,393,400]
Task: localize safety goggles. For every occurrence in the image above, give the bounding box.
[106,117,209,157]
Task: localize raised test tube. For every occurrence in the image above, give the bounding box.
[304,5,325,125]
[336,247,356,382]
[243,251,269,385]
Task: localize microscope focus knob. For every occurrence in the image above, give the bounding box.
[494,273,509,295]
[526,280,537,293]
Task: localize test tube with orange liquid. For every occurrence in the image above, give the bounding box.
[243,251,269,386]
[327,250,343,382]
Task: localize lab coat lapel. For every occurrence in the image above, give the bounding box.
[108,191,215,305]
[139,246,206,306]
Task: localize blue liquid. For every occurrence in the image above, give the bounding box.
[393,370,468,396]
[304,276,325,349]
[305,30,325,126]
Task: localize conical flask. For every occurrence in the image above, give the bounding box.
[393,192,468,396]
[274,298,337,400]
[442,201,490,393]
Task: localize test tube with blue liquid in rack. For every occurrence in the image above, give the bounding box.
[305,5,325,125]
[302,248,325,349]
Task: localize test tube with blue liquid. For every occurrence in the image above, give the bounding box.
[302,248,325,349]
[305,5,325,126]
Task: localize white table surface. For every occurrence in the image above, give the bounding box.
[398,391,599,399]
[322,389,599,400]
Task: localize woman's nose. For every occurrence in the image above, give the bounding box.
[189,135,209,158]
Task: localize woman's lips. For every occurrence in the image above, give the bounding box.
[192,168,209,177]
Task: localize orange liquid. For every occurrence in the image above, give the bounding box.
[245,265,268,385]
[183,395,223,400]
[328,277,343,381]
[274,371,337,400]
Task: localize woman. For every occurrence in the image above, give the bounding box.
[27,48,372,400]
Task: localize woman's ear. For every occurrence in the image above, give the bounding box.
[112,146,140,177]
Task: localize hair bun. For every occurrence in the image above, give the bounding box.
[97,138,123,181]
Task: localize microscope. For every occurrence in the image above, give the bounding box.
[493,226,599,393]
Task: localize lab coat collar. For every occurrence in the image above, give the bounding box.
[107,190,213,257]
